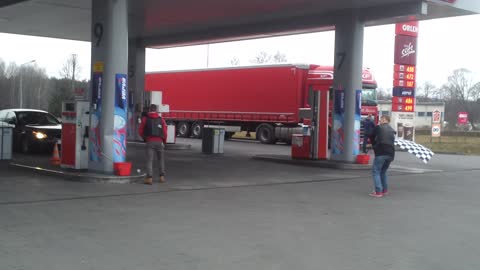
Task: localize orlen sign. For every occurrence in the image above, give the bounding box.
[395,21,419,37]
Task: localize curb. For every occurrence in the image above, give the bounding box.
[127,141,192,150]
[9,163,145,184]
[165,144,192,150]
[253,155,372,170]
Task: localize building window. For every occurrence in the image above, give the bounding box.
[426,112,433,117]
[418,112,425,117]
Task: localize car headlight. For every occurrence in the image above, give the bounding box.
[33,131,47,140]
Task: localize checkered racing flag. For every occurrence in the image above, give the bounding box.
[394,139,435,164]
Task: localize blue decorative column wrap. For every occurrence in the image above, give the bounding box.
[113,74,128,162]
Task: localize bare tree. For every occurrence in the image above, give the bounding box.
[0,59,5,78]
[5,62,18,78]
[437,69,480,128]
[376,88,392,100]
[59,54,81,94]
[442,69,480,101]
[273,51,287,63]
[250,51,289,65]
[230,57,240,66]
[60,54,81,80]
[250,51,272,64]
[417,81,436,101]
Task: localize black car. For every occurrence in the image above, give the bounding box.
[0,109,61,153]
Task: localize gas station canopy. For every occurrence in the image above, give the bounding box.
[0,0,478,47]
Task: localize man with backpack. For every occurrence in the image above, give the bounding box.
[139,104,168,185]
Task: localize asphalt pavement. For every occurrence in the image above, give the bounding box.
[1,138,480,270]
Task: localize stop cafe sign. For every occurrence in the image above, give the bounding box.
[432,110,441,123]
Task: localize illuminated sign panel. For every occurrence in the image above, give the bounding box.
[394,64,416,73]
[392,104,415,112]
[393,80,415,88]
[392,87,415,97]
[392,97,414,105]
[394,72,416,81]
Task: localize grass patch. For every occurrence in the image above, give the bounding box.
[232,132,480,155]
[415,135,480,155]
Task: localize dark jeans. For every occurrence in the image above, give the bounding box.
[146,141,165,177]
[372,155,393,193]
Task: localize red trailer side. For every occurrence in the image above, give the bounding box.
[145,64,309,125]
[145,64,378,144]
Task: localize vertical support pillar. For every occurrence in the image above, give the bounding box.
[89,0,128,173]
[128,40,146,141]
[331,12,365,162]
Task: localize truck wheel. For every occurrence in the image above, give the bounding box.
[224,132,234,140]
[256,124,276,144]
[191,122,203,138]
[177,122,190,137]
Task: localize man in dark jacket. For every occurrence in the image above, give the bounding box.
[139,104,168,185]
[362,114,375,153]
[369,115,396,197]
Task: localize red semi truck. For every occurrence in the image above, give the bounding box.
[145,64,378,144]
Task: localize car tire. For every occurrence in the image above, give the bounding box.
[256,124,276,144]
[191,122,203,138]
[177,122,190,138]
[224,132,234,140]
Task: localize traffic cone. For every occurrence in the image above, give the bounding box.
[50,142,61,165]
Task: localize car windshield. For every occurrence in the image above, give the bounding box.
[17,111,60,126]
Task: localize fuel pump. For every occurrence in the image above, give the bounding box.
[61,101,89,169]
[291,87,330,160]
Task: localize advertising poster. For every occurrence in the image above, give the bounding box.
[113,74,128,162]
[392,112,415,141]
[332,89,362,156]
[457,112,468,125]
[90,71,103,162]
[332,89,345,155]
[127,91,135,140]
[353,90,362,156]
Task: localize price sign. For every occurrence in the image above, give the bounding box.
[392,103,415,112]
[392,97,415,105]
[394,64,416,73]
[394,72,416,81]
[393,80,415,88]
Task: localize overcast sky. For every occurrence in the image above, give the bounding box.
[1,14,479,90]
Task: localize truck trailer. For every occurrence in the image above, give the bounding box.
[145,64,378,144]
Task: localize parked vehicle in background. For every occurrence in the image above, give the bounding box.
[0,109,61,153]
[145,64,378,144]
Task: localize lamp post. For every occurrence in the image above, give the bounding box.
[19,60,36,108]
